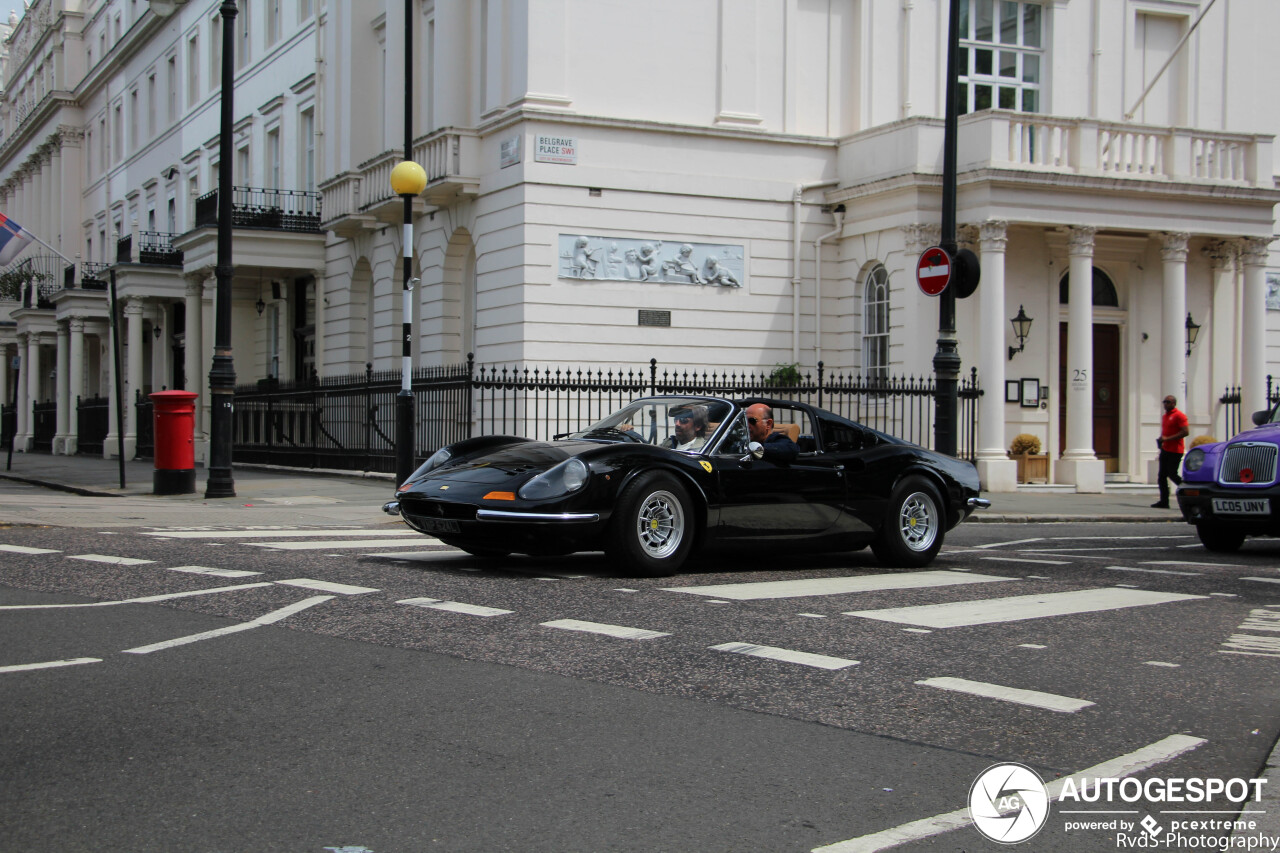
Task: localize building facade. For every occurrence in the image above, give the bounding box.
[1,0,1277,492]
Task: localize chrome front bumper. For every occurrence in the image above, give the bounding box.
[382,501,401,516]
[476,509,600,523]
[967,497,992,509]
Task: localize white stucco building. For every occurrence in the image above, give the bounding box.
[1,0,1277,492]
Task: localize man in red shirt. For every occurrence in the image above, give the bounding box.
[1153,394,1189,508]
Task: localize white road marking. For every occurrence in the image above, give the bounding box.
[168,566,262,578]
[541,619,670,640]
[1106,565,1201,577]
[250,539,430,551]
[397,598,513,617]
[1021,546,1168,553]
[68,554,156,565]
[275,578,379,595]
[798,613,829,619]
[664,570,1012,601]
[811,734,1206,852]
[0,544,61,555]
[980,557,1068,565]
[1145,560,1244,568]
[845,588,1207,629]
[0,657,102,673]
[902,628,932,634]
[123,596,334,654]
[1019,643,1047,649]
[711,642,859,671]
[916,676,1093,713]
[141,529,417,539]
[0,582,273,610]
[973,538,1044,549]
[1242,577,1280,585]
[1146,661,1181,668]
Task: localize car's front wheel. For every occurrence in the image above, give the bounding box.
[1196,524,1246,553]
[608,472,694,577]
[872,475,945,567]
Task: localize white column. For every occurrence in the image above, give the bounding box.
[54,322,70,454]
[975,219,1017,491]
[24,332,41,452]
[15,333,29,450]
[1205,242,1236,422]
[1058,226,1105,492]
[1160,232,1190,401]
[124,298,144,459]
[183,276,206,459]
[1240,237,1272,418]
[105,316,119,459]
[67,317,85,455]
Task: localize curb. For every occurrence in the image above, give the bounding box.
[974,514,1186,524]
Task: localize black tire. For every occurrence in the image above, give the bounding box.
[607,472,695,577]
[1196,525,1245,553]
[871,476,945,567]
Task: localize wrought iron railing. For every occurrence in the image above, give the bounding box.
[232,357,981,474]
[31,400,56,452]
[76,396,109,457]
[1219,375,1280,438]
[195,186,322,232]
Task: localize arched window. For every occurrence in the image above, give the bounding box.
[863,264,890,379]
[1059,268,1119,307]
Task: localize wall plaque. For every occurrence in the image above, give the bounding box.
[638,310,671,327]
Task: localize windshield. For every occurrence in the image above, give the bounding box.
[566,397,734,451]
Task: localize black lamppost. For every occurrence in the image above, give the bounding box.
[149,0,234,496]
[390,0,426,487]
[205,0,238,498]
[933,0,963,458]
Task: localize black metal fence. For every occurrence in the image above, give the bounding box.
[76,396,109,457]
[1,404,14,453]
[31,401,56,452]
[135,393,154,459]
[1218,375,1280,438]
[195,186,322,232]
[232,357,981,474]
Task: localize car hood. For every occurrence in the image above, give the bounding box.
[418,439,600,487]
[1231,423,1280,445]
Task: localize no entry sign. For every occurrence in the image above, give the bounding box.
[916,247,951,296]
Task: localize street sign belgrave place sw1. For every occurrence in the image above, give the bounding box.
[917,246,951,296]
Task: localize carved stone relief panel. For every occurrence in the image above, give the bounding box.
[557,234,744,287]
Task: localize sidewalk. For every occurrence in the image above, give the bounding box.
[0,450,1182,525]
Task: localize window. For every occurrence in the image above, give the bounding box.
[863,264,891,380]
[958,0,1043,114]
[236,145,250,185]
[300,108,315,191]
[237,0,251,69]
[299,0,313,20]
[112,104,123,163]
[188,34,199,104]
[146,74,156,138]
[266,0,280,46]
[266,128,281,189]
[210,14,221,83]
[129,89,138,149]
[1058,268,1119,307]
[167,55,178,122]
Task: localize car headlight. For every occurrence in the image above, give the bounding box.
[518,457,590,500]
[1183,447,1204,473]
[398,447,452,491]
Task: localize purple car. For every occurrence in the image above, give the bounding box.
[1177,401,1280,552]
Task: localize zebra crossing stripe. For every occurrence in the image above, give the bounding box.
[276,578,379,595]
[142,529,419,539]
[0,658,102,673]
[249,539,430,550]
[0,544,61,554]
[69,554,156,565]
[665,570,1011,601]
[845,587,1206,629]
[398,598,513,617]
[168,566,262,578]
[541,619,670,640]
[711,642,858,671]
[916,676,1094,713]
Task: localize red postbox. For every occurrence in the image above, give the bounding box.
[150,390,198,495]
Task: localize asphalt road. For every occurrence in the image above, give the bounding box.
[3,506,1280,852]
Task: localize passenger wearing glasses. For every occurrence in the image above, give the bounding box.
[666,405,710,451]
[745,403,799,464]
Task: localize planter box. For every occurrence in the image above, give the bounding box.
[1012,452,1049,484]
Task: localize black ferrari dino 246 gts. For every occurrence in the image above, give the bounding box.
[384,395,990,576]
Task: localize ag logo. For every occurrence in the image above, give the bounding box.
[968,763,1050,844]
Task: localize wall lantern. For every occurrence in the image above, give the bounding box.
[1185,312,1201,357]
[153,325,162,340]
[1008,305,1033,360]
[255,297,266,317]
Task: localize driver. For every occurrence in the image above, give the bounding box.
[666,405,709,451]
[746,403,799,464]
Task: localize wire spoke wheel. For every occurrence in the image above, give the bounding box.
[608,473,695,576]
[898,490,939,552]
[873,475,945,567]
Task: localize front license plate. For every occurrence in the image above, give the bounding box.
[417,517,460,535]
[1211,498,1270,516]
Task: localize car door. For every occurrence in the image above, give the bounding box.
[709,412,846,541]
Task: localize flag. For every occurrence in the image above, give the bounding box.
[0,213,34,266]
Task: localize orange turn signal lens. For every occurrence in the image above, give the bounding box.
[483,491,516,501]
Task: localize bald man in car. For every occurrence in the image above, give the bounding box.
[745,403,799,464]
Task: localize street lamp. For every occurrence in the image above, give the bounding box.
[1185,312,1201,357]
[1008,305,1033,360]
[390,160,426,487]
[205,0,238,498]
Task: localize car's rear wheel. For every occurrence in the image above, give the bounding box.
[608,472,694,577]
[871,476,944,567]
[1196,524,1245,553]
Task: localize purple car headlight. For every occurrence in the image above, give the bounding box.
[1183,447,1206,473]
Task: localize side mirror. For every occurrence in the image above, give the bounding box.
[740,441,764,463]
[1252,410,1272,427]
